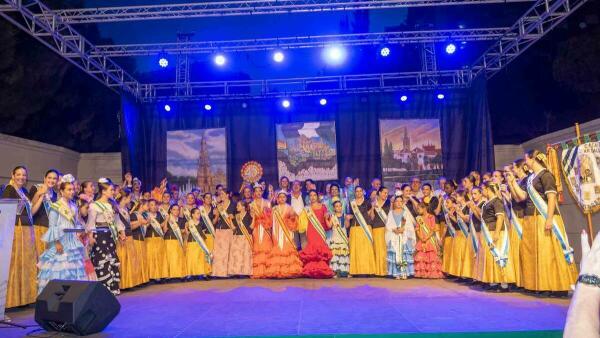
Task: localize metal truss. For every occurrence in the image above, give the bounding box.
[0,0,139,95]
[421,42,438,85]
[94,27,511,57]
[55,0,535,24]
[472,0,590,79]
[139,69,472,102]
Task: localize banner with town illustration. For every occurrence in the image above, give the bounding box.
[166,128,227,193]
[379,119,443,187]
[561,141,600,213]
[276,121,338,181]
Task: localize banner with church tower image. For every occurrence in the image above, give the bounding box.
[166,128,227,193]
[379,119,443,187]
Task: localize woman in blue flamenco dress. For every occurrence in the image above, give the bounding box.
[37,176,88,294]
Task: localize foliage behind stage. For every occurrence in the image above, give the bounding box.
[120,85,494,190]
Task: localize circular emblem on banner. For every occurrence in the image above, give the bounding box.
[241,161,263,183]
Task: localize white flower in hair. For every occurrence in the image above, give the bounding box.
[394,190,402,197]
[60,174,75,184]
[253,183,262,189]
[98,177,110,184]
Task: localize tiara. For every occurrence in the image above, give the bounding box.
[60,174,75,184]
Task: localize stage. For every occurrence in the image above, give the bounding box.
[4,278,568,337]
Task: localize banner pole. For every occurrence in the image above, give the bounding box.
[574,123,595,243]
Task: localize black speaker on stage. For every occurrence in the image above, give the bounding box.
[34,280,120,336]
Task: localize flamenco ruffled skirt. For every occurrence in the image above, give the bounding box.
[300,243,333,279]
[328,235,349,277]
[90,231,121,295]
[37,232,87,294]
[414,241,443,279]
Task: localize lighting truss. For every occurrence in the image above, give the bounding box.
[139,70,472,101]
[0,0,139,95]
[55,0,536,24]
[94,27,511,57]
[471,0,590,79]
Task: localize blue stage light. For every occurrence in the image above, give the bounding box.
[437,93,445,100]
[380,47,390,57]
[400,95,408,102]
[282,99,291,108]
[319,98,327,106]
[204,104,212,111]
[273,51,285,63]
[323,45,346,65]
[164,104,171,112]
[158,57,169,68]
[445,43,456,55]
[214,54,226,66]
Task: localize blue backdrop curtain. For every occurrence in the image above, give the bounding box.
[120,78,494,191]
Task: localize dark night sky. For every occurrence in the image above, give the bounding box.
[0,0,598,153]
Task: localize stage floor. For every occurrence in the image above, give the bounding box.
[3,278,569,337]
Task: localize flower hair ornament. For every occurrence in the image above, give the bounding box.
[98,177,111,184]
[394,190,402,198]
[60,174,75,184]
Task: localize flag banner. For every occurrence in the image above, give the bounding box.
[561,140,600,214]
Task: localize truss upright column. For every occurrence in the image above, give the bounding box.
[421,42,438,86]
[176,33,193,97]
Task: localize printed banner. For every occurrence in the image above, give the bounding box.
[167,128,227,194]
[276,121,338,181]
[561,141,600,213]
[379,119,443,187]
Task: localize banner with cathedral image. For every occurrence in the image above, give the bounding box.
[276,121,338,181]
[379,119,443,187]
[166,128,227,193]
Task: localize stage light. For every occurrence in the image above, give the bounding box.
[204,104,212,111]
[400,95,408,102]
[319,98,327,106]
[273,51,285,63]
[323,45,346,65]
[437,93,445,100]
[214,54,226,66]
[158,57,169,68]
[380,47,390,57]
[445,43,456,55]
[164,104,171,112]
[281,99,291,108]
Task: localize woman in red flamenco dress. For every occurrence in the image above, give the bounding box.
[268,192,303,278]
[414,202,444,279]
[249,185,273,279]
[300,190,334,279]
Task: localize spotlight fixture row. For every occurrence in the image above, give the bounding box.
[161,94,446,112]
[157,43,460,67]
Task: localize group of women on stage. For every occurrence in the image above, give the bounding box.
[0,149,578,308]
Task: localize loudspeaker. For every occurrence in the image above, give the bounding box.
[35,280,120,336]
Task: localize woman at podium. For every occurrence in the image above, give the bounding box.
[2,166,46,308]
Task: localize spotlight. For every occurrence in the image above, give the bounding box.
[281,99,291,108]
[437,93,445,100]
[164,104,171,112]
[158,57,169,68]
[323,45,346,65]
[319,98,327,106]
[204,104,212,111]
[273,51,285,63]
[214,54,226,66]
[445,43,456,55]
[400,95,408,102]
[380,47,390,57]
